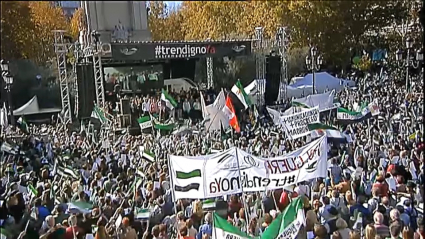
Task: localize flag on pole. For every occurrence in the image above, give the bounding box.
[337,108,367,123]
[213,89,226,110]
[141,149,155,163]
[56,166,80,179]
[27,184,38,198]
[91,105,108,124]
[308,123,350,142]
[202,199,216,210]
[17,116,28,133]
[220,120,230,140]
[212,213,253,239]
[153,121,176,131]
[161,89,177,110]
[68,201,93,214]
[138,116,153,130]
[231,79,252,109]
[222,96,240,133]
[0,103,8,129]
[135,208,151,220]
[266,107,281,125]
[200,91,209,120]
[260,197,305,239]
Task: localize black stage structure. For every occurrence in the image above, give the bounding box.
[76,40,252,123]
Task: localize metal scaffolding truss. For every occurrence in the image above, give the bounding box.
[73,43,83,117]
[276,27,289,101]
[92,44,106,107]
[254,27,267,106]
[206,57,214,89]
[53,30,73,125]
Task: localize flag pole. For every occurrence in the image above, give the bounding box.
[234,148,250,232]
[167,154,178,215]
[206,110,220,132]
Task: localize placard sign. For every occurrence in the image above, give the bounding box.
[280,106,320,139]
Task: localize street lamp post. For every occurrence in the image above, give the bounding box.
[305,47,323,94]
[1,60,15,126]
[396,37,423,93]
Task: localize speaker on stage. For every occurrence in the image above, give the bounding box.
[120,98,131,115]
[127,126,141,136]
[163,59,196,80]
[118,114,131,128]
[76,63,95,119]
[265,55,281,105]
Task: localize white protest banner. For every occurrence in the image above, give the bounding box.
[169,154,210,200]
[280,106,320,139]
[203,148,244,197]
[207,148,267,195]
[169,136,328,199]
[265,136,328,186]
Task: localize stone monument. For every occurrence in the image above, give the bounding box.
[81,1,151,44]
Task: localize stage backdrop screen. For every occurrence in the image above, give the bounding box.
[103,64,164,94]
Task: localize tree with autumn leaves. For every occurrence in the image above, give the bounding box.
[148,1,411,67]
[1,1,415,69]
[1,1,76,65]
[1,1,83,109]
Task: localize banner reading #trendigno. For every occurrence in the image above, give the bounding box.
[280,106,320,139]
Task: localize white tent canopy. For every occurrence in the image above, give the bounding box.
[289,76,304,85]
[13,96,61,116]
[290,72,356,93]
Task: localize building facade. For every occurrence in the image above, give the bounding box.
[81,1,151,43]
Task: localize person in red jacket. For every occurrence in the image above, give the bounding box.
[279,190,298,211]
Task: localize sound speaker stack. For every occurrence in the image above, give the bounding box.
[76,63,96,119]
[117,98,132,128]
[120,98,131,115]
[117,115,131,128]
[265,55,281,105]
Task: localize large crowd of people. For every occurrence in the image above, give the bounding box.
[0,66,423,239]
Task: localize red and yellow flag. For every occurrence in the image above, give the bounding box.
[223,96,240,133]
